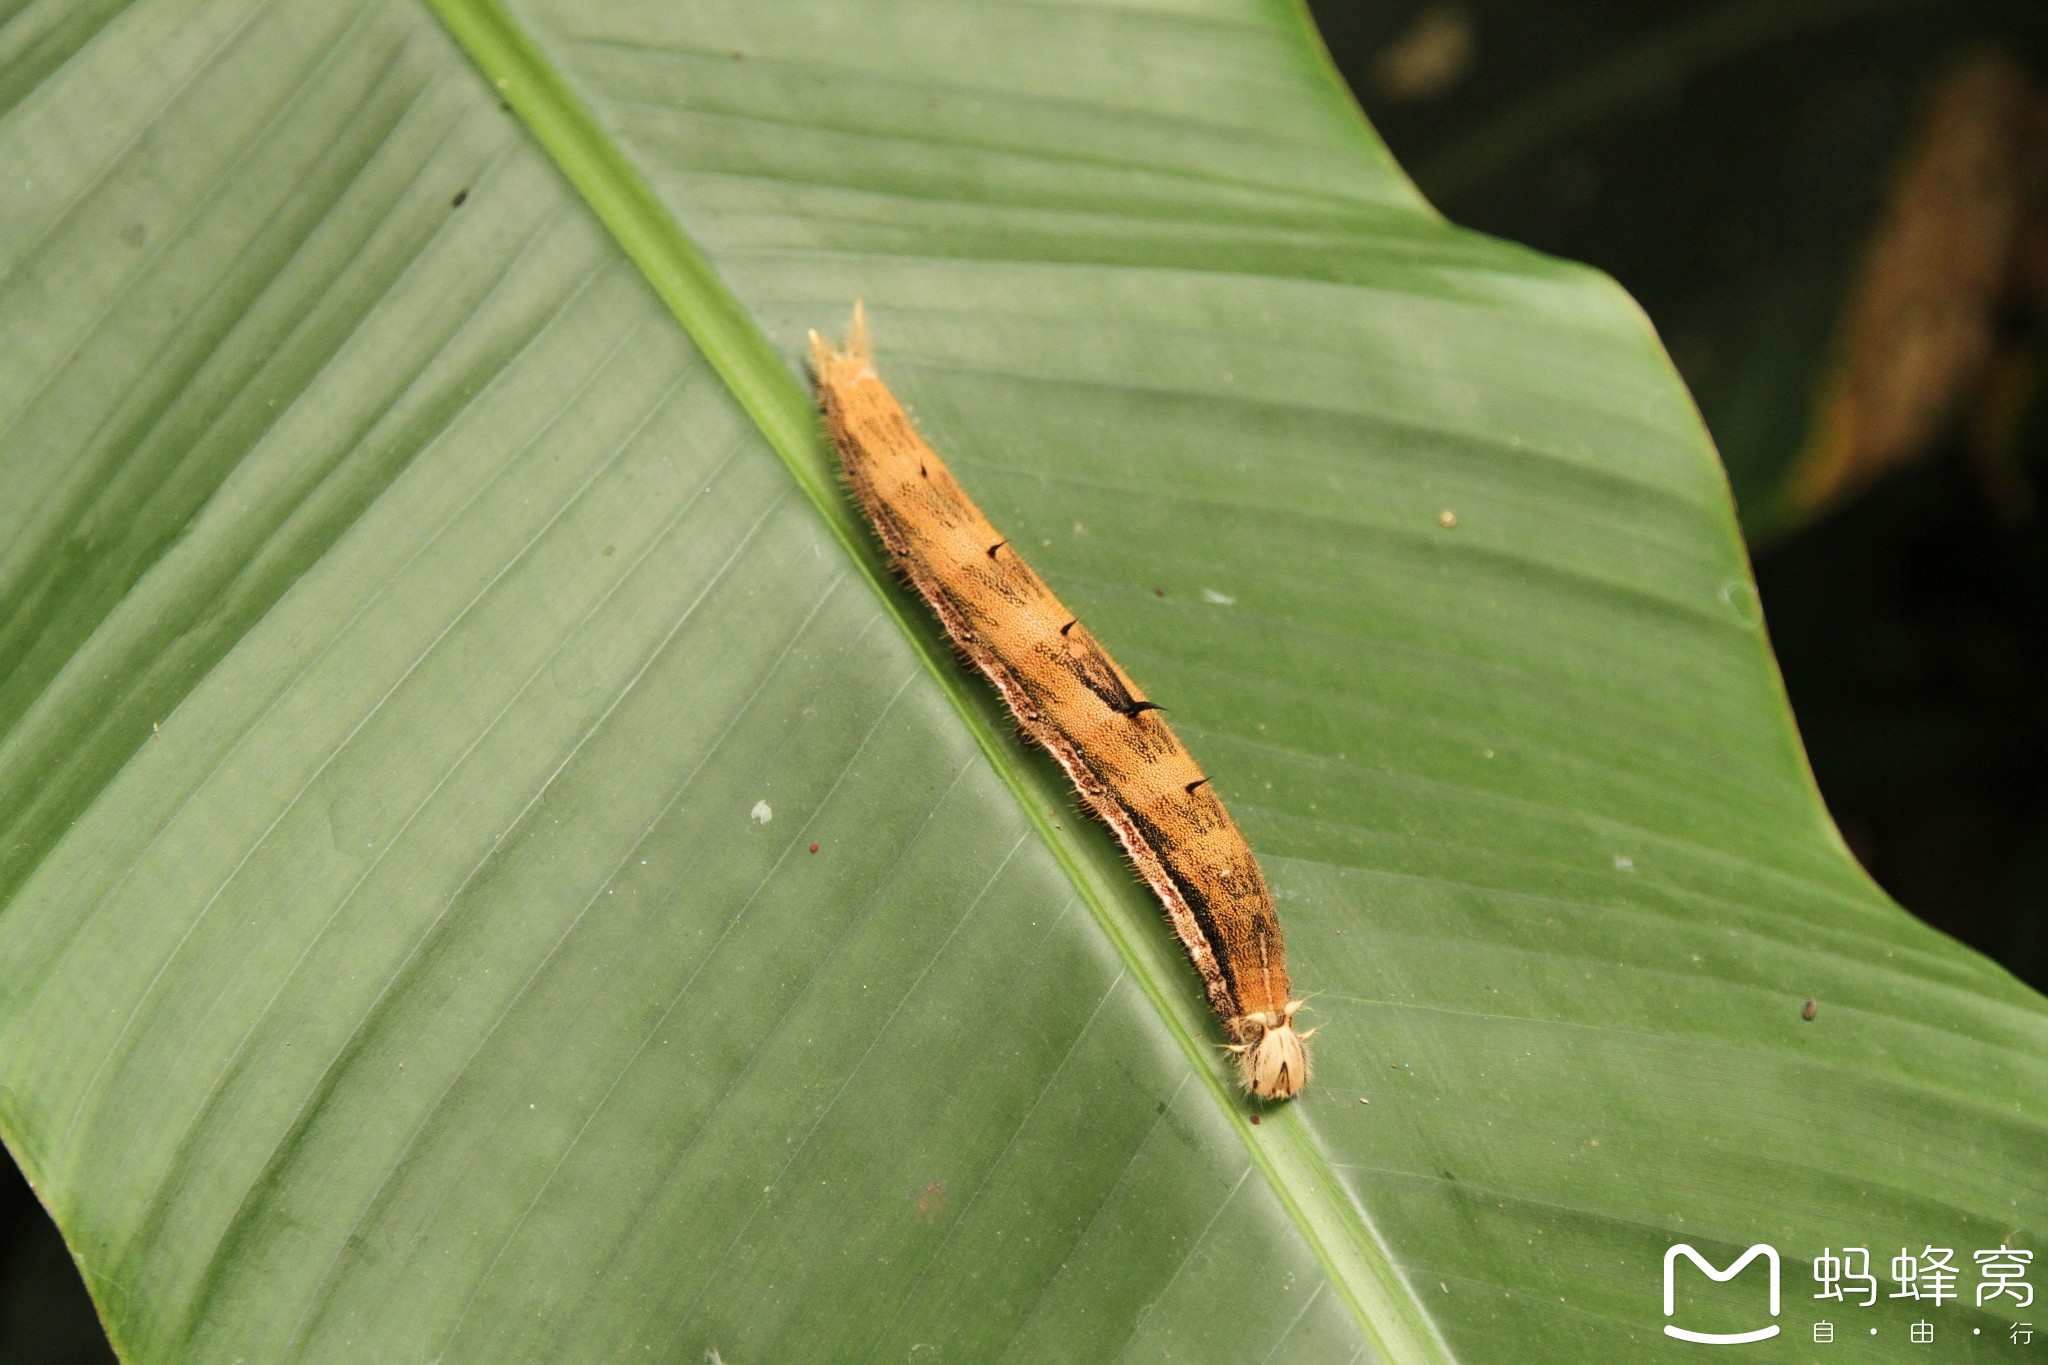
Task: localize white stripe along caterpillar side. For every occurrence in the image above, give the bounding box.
[809,305,1310,1100]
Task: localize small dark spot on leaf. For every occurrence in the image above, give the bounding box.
[1153,587,1165,597]
[602,544,616,557]
[1248,1114,1261,1125]
[730,49,745,60]
[120,222,147,248]
[451,189,468,207]
[1802,998,1818,1021]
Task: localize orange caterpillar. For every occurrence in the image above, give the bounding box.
[809,305,1309,1100]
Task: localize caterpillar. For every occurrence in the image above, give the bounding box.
[808,304,1310,1101]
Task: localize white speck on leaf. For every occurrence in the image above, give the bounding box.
[750,800,773,825]
[1201,589,1236,606]
[1613,854,1634,872]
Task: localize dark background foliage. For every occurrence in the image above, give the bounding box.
[6,1,2045,1356]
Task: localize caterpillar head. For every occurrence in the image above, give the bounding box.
[1230,1001,1312,1101]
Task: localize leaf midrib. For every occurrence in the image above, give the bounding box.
[420,3,1451,1359]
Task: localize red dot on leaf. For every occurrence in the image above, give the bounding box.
[809,843,820,854]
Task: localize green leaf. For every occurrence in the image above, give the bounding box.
[0,2,2040,1363]
[1317,0,2044,542]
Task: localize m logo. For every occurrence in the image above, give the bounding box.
[1663,1244,1781,1344]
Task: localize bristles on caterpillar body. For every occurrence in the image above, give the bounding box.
[809,303,1309,1101]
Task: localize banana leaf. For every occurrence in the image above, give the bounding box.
[0,0,2040,1359]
